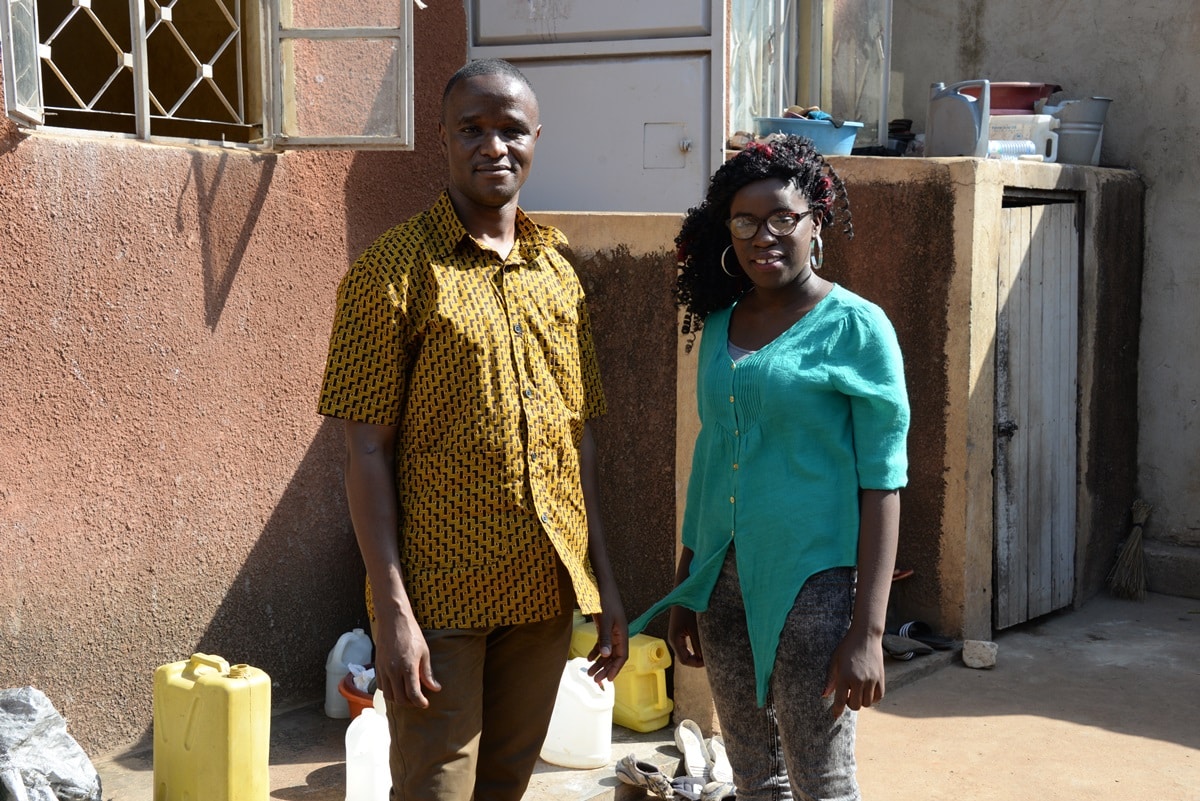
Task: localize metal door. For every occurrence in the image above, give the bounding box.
[994,200,1079,629]
[466,1,723,213]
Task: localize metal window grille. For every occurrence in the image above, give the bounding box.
[36,0,247,139]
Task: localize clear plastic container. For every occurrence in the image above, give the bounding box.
[153,653,271,801]
[539,657,614,769]
[325,628,373,718]
[345,690,391,801]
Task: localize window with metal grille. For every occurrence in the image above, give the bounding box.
[0,0,416,149]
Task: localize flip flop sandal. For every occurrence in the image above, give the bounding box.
[898,620,956,651]
[882,633,933,661]
[700,780,737,801]
[706,735,733,784]
[615,753,675,799]
[674,719,712,780]
[672,776,705,800]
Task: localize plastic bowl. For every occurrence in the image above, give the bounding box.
[752,117,863,155]
[338,668,374,719]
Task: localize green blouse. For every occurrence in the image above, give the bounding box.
[630,285,910,705]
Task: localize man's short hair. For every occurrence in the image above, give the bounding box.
[442,58,536,105]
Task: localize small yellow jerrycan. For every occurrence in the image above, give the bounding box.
[153,653,271,801]
[570,613,675,732]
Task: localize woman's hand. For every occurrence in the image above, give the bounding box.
[821,628,885,718]
[668,606,704,667]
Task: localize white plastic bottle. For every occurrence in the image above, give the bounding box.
[539,657,614,769]
[345,690,391,801]
[325,628,374,718]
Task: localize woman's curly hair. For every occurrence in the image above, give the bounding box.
[675,135,852,348]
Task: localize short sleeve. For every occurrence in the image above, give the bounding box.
[833,305,910,489]
[317,252,408,425]
[577,297,607,420]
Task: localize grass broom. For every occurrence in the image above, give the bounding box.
[1108,499,1152,600]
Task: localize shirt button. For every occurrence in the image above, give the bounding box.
[514,323,524,334]
[734,429,739,437]
[732,463,739,470]
[729,496,735,504]
[524,388,533,398]
[541,513,550,523]
[729,395,735,403]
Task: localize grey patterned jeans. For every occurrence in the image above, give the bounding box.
[697,549,859,801]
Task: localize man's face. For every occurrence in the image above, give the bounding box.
[440,73,541,211]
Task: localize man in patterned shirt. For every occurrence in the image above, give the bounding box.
[318,59,628,801]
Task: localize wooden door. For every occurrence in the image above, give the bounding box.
[994,200,1079,629]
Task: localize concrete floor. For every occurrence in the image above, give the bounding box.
[93,592,1199,801]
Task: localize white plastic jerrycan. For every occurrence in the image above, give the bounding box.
[325,628,374,718]
[539,657,614,769]
[345,689,391,801]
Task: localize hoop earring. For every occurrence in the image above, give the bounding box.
[810,233,824,271]
[721,245,740,278]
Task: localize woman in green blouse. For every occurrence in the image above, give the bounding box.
[630,135,910,801]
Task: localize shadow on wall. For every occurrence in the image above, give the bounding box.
[174,151,278,330]
[820,182,954,633]
[566,244,680,633]
[191,416,365,710]
[342,149,445,268]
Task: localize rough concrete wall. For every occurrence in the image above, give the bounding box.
[0,5,466,756]
[528,214,682,632]
[889,1,1200,564]
[820,167,957,630]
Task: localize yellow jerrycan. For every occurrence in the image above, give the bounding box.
[153,653,271,801]
[570,613,674,732]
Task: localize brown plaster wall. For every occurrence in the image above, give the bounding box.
[819,165,957,631]
[0,6,467,755]
[529,215,683,633]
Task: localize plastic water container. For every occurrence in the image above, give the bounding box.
[539,657,614,769]
[326,628,373,718]
[570,621,675,733]
[988,114,1058,162]
[925,79,990,157]
[153,653,271,801]
[345,690,391,801]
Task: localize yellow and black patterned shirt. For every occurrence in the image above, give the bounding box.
[318,192,607,628]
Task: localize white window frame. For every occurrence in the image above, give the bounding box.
[0,0,416,151]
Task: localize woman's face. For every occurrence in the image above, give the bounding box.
[727,177,819,295]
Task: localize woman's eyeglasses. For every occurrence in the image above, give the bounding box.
[726,210,813,240]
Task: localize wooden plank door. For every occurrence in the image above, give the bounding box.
[994,201,1079,629]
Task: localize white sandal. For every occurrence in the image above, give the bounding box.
[706,735,733,784]
[674,719,712,780]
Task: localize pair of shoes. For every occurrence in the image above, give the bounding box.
[672,777,735,801]
[616,753,674,799]
[897,620,956,650]
[675,720,735,782]
[882,633,933,661]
